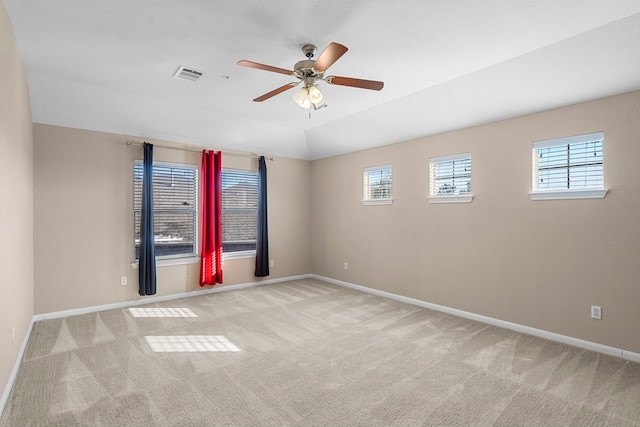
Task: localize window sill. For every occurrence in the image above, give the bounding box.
[428,194,474,204]
[529,189,608,201]
[223,250,256,261]
[131,256,200,269]
[362,199,393,206]
[131,251,257,269]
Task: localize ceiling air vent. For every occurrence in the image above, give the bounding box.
[173,66,204,82]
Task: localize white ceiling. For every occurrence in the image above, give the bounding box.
[5,0,640,160]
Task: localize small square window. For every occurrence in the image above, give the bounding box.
[530,132,607,200]
[428,153,473,203]
[363,165,392,205]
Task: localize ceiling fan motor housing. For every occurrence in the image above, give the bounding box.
[294,59,323,81]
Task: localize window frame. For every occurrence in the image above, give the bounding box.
[133,159,199,264]
[362,164,393,205]
[428,153,474,204]
[529,132,608,201]
[221,168,259,260]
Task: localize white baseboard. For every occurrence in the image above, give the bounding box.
[33,274,312,321]
[1,317,34,418]
[622,350,640,363]
[313,274,639,363]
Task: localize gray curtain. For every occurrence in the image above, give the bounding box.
[255,156,269,277]
[139,142,157,295]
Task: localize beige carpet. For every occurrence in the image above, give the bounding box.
[2,278,640,426]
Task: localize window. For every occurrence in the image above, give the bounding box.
[134,161,198,260]
[222,169,259,255]
[428,153,473,203]
[363,165,392,205]
[530,132,607,200]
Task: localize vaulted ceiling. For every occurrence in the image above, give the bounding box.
[5,1,640,160]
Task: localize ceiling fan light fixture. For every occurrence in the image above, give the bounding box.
[299,98,311,109]
[308,84,323,105]
[293,84,323,109]
[293,87,309,108]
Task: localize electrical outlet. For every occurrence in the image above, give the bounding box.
[269,260,274,268]
[591,305,602,320]
[121,276,128,286]
[344,262,348,270]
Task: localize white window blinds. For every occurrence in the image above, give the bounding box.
[429,153,473,203]
[221,169,259,253]
[363,165,392,205]
[533,132,603,191]
[530,132,607,200]
[134,161,198,259]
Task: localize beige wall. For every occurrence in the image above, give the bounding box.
[311,90,640,354]
[34,124,311,314]
[0,0,34,403]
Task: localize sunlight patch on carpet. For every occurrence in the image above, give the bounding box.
[144,335,241,352]
[129,307,198,318]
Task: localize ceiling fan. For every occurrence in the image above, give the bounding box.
[237,42,384,110]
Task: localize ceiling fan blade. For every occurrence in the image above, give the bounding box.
[253,82,299,102]
[325,76,384,91]
[237,60,294,76]
[312,42,348,72]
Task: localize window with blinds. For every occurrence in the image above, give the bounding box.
[221,169,258,253]
[428,153,473,203]
[530,132,607,200]
[134,161,198,259]
[363,165,392,205]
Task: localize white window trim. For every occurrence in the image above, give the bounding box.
[428,194,474,204]
[131,250,258,269]
[529,189,608,201]
[131,256,200,269]
[428,153,474,204]
[223,250,256,261]
[530,132,608,201]
[362,199,393,206]
[532,132,603,149]
[362,164,393,205]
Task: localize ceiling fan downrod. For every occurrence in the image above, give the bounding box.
[301,44,317,59]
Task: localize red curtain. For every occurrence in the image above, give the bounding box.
[200,150,223,286]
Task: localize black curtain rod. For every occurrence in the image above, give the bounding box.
[125,141,272,160]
